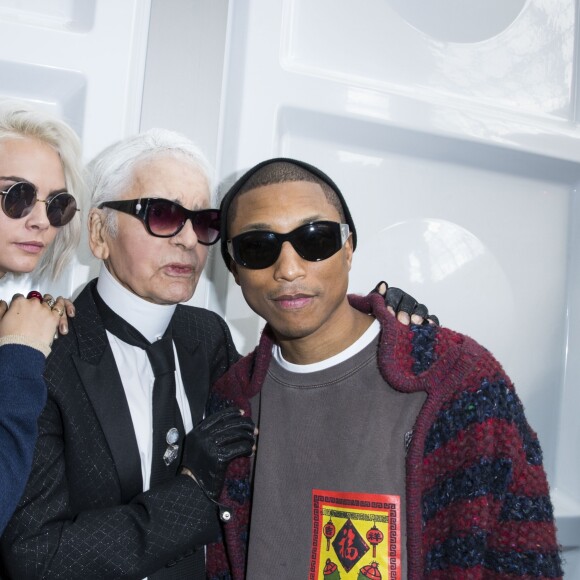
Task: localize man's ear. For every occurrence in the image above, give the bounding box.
[88,208,110,261]
[230,262,242,286]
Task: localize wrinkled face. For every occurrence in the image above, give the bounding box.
[91,155,211,305]
[229,180,354,344]
[0,138,65,278]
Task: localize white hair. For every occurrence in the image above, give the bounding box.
[0,100,85,280]
[89,128,215,236]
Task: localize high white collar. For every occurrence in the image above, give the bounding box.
[96,264,176,343]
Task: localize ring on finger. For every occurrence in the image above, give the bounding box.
[52,306,65,317]
[44,296,56,309]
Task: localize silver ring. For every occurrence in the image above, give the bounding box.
[44,297,56,308]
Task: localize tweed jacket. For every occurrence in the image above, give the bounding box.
[206,293,562,579]
[0,279,240,579]
[0,345,46,534]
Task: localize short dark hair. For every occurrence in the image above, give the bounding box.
[219,158,357,271]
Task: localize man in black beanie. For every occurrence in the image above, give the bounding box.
[206,158,561,580]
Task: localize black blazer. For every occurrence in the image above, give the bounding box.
[0,279,240,579]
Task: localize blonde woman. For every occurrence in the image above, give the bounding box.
[0,101,84,533]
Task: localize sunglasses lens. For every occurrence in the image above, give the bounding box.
[192,210,221,245]
[2,182,36,219]
[146,201,221,243]
[292,222,342,262]
[147,200,185,236]
[46,193,78,227]
[233,232,279,269]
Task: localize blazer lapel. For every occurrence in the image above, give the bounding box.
[73,282,143,502]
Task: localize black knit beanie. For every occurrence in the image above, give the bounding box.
[219,157,357,271]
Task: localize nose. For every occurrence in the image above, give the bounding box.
[171,217,200,249]
[273,240,306,282]
[25,197,51,231]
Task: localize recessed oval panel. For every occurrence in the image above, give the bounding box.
[387,0,526,43]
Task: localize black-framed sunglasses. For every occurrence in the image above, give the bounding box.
[227,220,350,270]
[98,198,221,245]
[0,181,79,228]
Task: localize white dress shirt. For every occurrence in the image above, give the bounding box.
[96,265,193,491]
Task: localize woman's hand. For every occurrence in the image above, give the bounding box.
[0,294,64,348]
[42,293,75,336]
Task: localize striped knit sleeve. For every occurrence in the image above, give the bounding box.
[420,346,562,579]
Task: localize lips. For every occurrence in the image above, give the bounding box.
[271,292,314,310]
[14,241,45,255]
[163,263,195,276]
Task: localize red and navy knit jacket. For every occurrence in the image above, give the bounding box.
[205,293,562,579]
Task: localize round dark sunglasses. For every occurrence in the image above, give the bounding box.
[99,198,221,245]
[227,221,350,270]
[0,181,79,228]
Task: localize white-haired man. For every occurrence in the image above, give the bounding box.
[0,129,255,579]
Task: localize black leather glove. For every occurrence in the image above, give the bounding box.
[372,281,440,326]
[181,407,255,500]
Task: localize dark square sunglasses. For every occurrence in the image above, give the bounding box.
[98,197,221,245]
[0,181,79,228]
[227,220,350,270]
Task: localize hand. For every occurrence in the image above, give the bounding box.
[372,281,439,326]
[0,294,62,347]
[42,293,75,336]
[181,408,255,499]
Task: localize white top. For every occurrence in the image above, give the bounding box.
[272,318,381,373]
[96,264,193,491]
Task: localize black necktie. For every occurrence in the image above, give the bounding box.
[93,287,205,578]
[92,287,185,486]
[147,336,185,487]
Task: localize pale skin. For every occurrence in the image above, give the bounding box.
[87,155,212,305]
[229,181,374,365]
[0,138,75,347]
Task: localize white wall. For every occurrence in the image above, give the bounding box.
[0,0,151,297]
[140,0,229,310]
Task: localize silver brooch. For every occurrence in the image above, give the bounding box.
[163,428,180,466]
